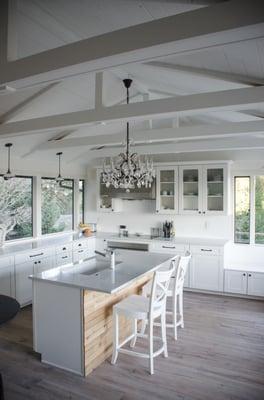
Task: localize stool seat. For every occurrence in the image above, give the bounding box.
[114,294,149,320]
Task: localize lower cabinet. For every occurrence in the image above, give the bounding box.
[225,270,264,297]
[189,246,224,292]
[0,256,15,297]
[15,261,34,306]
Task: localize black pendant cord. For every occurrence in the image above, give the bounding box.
[126,85,129,160]
[56,152,63,178]
[7,146,11,173]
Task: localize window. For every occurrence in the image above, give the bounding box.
[79,180,85,224]
[255,176,264,244]
[41,178,74,235]
[0,176,33,240]
[234,175,264,245]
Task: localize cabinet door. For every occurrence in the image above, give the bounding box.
[0,259,14,296]
[156,168,178,214]
[224,270,247,294]
[247,272,264,297]
[179,166,203,215]
[203,165,227,215]
[96,238,107,253]
[33,257,54,274]
[15,261,34,306]
[190,254,223,291]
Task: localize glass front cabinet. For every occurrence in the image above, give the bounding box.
[179,164,228,215]
[156,167,178,214]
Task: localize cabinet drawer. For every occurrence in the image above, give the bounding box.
[190,245,222,256]
[73,248,93,263]
[15,247,54,264]
[150,242,186,254]
[55,242,73,255]
[56,253,73,266]
[73,240,88,251]
[0,256,14,268]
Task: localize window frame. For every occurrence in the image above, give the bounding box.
[233,174,264,246]
[79,179,85,224]
[0,174,34,242]
[41,177,75,236]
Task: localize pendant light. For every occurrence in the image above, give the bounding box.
[102,79,155,191]
[56,152,64,183]
[3,143,15,180]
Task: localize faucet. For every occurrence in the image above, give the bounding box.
[95,248,116,270]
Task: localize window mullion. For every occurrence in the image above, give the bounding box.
[250,175,255,245]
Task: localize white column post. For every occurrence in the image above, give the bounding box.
[33,176,41,238]
[73,178,80,230]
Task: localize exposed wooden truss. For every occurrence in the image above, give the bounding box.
[0,0,263,88]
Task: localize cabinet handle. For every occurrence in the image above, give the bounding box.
[38,260,41,264]
[248,274,252,277]
[30,252,44,258]
[78,243,82,247]
[243,273,246,276]
[201,248,212,252]
[203,211,206,214]
[198,211,201,214]
[78,250,84,253]
[62,247,66,251]
[162,245,176,249]
[62,256,68,259]
[34,261,37,265]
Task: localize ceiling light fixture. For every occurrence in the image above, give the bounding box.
[102,79,155,192]
[56,152,64,183]
[3,143,15,180]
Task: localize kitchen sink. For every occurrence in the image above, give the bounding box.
[76,259,122,276]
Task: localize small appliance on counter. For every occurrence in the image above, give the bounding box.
[119,225,128,237]
[162,221,174,238]
[150,227,163,239]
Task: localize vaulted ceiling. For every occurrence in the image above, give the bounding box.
[0,0,264,174]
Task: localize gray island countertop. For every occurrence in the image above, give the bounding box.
[30,250,173,294]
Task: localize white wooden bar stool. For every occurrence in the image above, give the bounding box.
[141,253,191,340]
[111,261,175,375]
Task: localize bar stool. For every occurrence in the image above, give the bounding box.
[111,260,175,374]
[141,253,191,340]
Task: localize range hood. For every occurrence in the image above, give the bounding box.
[100,178,156,200]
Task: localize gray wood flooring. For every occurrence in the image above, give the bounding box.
[0,292,264,400]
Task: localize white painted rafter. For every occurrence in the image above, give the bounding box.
[37,120,264,151]
[0,81,60,123]
[0,86,264,138]
[82,137,264,161]
[145,61,264,86]
[0,0,263,88]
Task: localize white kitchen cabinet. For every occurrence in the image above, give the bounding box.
[247,272,264,297]
[97,170,123,213]
[149,241,190,288]
[33,256,54,274]
[225,270,264,297]
[190,245,224,292]
[0,256,15,296]
[96,238,107,253]
[179,164,228,216]
[15,261,34,306]
[56,252,73,266]
[224,270,247,294]
[179,166,203,215]
[156,167,179,214]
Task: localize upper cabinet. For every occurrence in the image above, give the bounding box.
[179,164,228,216]
[156,167,178,214]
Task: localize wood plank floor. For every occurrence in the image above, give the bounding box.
[0,292,264,400]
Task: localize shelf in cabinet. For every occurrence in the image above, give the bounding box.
[160,181,174,184]
[183,181,198,184]
[184,194,198,197]
[208,195,223,198]
[160,195,174,197]
[207,181,223,184]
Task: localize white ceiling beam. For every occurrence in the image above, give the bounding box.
[95,72,104,109]
[37,120,264,151]
[145,61,264,86]
[0,0,263,88]
[0,86,264,138]
[0,82,60,123]
[7,0,18,61]
[83,137,264,161]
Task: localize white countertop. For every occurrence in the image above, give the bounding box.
[225,264,264,273]
[30,250,173,294]
[0,231,229,258]
[0,233,95,257]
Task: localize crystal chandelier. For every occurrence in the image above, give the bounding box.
[102,79,155,192]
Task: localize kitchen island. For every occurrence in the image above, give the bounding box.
[30,250,173,376]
